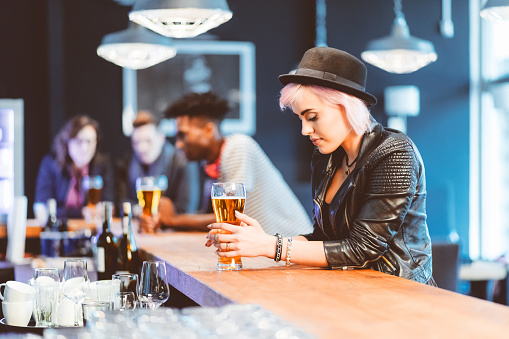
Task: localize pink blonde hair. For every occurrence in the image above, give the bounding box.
[279,83,372,135]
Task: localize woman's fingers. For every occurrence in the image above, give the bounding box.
[207,222,238,233]
[205,229,235,247]
[204,229,220,247]
[207,232,235,244]
[216,248,238,257]
[212,238,236,250]
[234,211,259,227]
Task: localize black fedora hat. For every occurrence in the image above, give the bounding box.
[279,47,377,108]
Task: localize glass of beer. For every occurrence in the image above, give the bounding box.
[136,176,162,217]
[211,182,246,271]
[83,175,103,206]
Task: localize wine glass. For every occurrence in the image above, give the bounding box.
[139,261,169,309]
[62,259,90,326]
[112,273,139,300]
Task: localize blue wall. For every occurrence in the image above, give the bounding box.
[0,0,471,257]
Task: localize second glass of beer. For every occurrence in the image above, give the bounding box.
[211,182,246,271]
[83,175,103,206]
[136,176,161,216]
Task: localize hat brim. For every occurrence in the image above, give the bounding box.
[279,73,377,108]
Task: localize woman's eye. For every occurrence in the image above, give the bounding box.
[308,115,317,122]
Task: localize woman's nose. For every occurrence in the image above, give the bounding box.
[301,121,313,136]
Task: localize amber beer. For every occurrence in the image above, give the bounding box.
[83,175,103,206]
[137,188,161,216]
[87,187,102,206]
[212,197,245,269]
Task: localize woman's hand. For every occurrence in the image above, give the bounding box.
[205,211,276,259]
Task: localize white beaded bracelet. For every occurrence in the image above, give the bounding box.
[286,237,293,267]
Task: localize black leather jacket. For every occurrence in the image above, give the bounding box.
[304,121,433,283]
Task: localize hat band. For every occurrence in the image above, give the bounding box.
[295,68,365,92]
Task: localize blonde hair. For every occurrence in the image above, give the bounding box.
[279,83,372,135]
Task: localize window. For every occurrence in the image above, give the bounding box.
[122,40,256,138]
[471,0,509,259]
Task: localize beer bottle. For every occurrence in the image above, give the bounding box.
[95,201,118,280]
[117,202,140,274]
[45,199,59,232]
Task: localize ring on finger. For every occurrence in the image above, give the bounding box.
[213,233,219,242]
[226,242,231,251]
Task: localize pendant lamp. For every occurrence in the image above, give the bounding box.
[129,0,233,39]
[480,0,509,22]
[361,0,437,74]
[97,24,177,70]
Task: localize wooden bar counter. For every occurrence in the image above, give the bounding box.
[135,230,509,339]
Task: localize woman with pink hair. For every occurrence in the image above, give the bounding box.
[206,47,434,285]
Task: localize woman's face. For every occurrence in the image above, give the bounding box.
[68,125,97,168]
[292,89,352,154]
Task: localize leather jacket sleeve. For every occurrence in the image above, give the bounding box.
[323,139,420,268]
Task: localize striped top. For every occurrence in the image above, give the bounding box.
[219,134,312,236]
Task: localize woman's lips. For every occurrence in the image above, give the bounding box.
[311,138,322,146]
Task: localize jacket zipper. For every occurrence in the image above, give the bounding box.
[344,201,350,230]
[382,255,396,271]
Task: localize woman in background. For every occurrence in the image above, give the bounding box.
[35,115,113,219]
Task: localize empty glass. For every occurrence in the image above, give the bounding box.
[114,292,136,312]
[82,300,113,327]
[33,202,48,227]
[33,268,59,327]
[112,273,139,300]
[62,259,90,326]
[94,280,113,302]
[138,261,169,309]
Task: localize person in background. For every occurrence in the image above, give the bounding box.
[140,91,312,235]
[206,47,435,285]
[116,111,199,217]
[35,115,113,219]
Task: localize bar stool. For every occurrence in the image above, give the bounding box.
[459,261,507,301]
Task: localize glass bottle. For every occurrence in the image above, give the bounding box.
[117,202,140,274]
[95,201,117,280]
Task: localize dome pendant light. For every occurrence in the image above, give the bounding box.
[480,0,509,22]
[97,24,177,70]
[361,0,437,74]
[129,0,233,39]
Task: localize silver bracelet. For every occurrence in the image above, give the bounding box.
[286,237,293,267]
[274,233,283,262]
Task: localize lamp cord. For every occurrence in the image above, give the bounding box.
[315,0,327,47]
[393,0,404,19]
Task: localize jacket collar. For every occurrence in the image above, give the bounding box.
[355,118,384,170]
[313,119,384,206]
